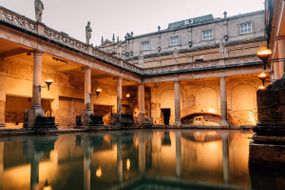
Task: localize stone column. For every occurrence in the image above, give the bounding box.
[84,67,92,111]
[278,40,285,79]
[28,51,43,127]
[117,77,123,115]
[0,75,5,127]
[174,81,181,126]
[82,67,93,126]
[220,77,229,126]
[175,131,182,178]
[222,133,230,184]
[138,83,145,125]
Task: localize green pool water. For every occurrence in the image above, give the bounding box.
[0,129,279,190]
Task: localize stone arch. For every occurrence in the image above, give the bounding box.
[195,87,218,114]
[229,84,257,126]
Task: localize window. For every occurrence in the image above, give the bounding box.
[170,36,179,46]
[202,30,213,40]
[141,41,150,51]
[240,22,252,34]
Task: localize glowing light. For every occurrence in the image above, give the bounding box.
[256,46,272,61]
[96,88,102,93]
[126,159,131,171]
[96,166,102,178]
[126,93,130,98]
[207,108,216,113]
[259,85,265,90]
[258,72,268,80]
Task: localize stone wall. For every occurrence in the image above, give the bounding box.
[150,77,259,126]
[0,58,118,128]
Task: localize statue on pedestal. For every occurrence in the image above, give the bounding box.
[86,21,92,44]
[34,0,44,22]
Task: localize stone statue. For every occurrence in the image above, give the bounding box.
[86,21,92,44]
[34,0,44,22]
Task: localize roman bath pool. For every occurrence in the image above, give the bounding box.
[0,130,283,190]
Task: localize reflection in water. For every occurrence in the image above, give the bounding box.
[0,130,281,190]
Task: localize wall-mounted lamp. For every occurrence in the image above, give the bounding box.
[43,180,52,190]
[126,93,130,98]
[256,46,272,70]
[38,79,53,92]
[95,88,102,98]
[258,72,270,89]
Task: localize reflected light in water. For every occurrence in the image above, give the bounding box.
[96,166,102,178]
[126,159,131,171]
[43,180,52,190]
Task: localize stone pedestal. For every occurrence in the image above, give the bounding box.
[174,81,181,126]
[220,77,229,126]
[249,77,285,166]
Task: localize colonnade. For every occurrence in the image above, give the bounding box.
[24,50,232,127]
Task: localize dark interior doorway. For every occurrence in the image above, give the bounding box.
[161,108,171,125]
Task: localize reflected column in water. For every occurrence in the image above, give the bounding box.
[83,147,91,190]
[222,133,230,184]
[0,142,3,189]
[30,152,43,190]
[176,131,182,178]
[117,140,123,183]
[139,134,146,173]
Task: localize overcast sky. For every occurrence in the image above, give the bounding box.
[1,0,264,45]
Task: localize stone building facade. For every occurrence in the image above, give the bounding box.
[0,6,266,128]
[99,11,266,127]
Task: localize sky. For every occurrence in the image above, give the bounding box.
[1,0,264,45]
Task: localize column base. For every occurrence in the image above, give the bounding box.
[26,106,44,128]
[174,121,182,127]
[0,123,5,128]
[81,110,94,127]
[220,120,229,127]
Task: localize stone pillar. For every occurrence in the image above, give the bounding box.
[174,81,181,126]
[0,76,5,127]
[220,77,229,126]
[117,77,123,115]
[175,131,182,178]
[138,83,145,125]
[84,67,92,111]
[28,51,44,127]
[278,40,285,79]
[222,133,229,184]
[139,135,146,173]
[82,67,93,126]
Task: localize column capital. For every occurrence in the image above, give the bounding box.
[81,66,91,71]
[33,50,43,55]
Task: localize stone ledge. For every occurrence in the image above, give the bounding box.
[249,141,285,167]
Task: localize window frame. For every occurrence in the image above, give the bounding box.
[202,29,214,41]
[141,41,150,51]
[169,35,180,47]
[240,21,253,34]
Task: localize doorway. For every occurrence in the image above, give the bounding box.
[161,108,171,125]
